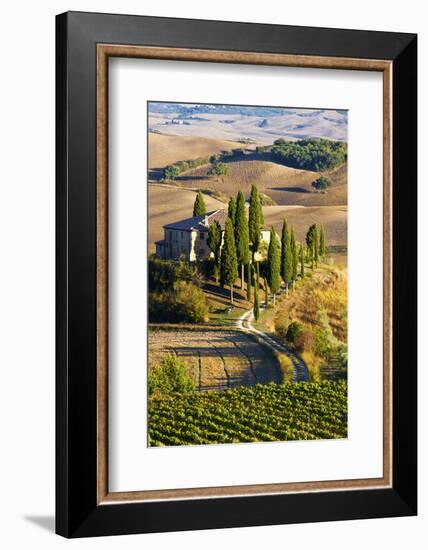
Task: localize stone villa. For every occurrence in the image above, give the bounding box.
[155,208,270,262]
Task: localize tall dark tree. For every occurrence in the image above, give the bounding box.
[247,263,252,302]
[193,191,206,217]
[319,225,326,257]
[314,225,319,266]
[207,220,222,283]
[290,227,298,285]
[220,217,238,305]
[281,219,292,294]
[267,226,281,305]
[228,196,236,222]
[249,185,263,260]
[235,190,250,289]
[253,265,260,321]
[300,242,305,279]
[306,224,317,259]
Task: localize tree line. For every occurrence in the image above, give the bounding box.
[192,187,327,308]
[270,138,347,172]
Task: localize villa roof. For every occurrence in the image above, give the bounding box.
[164,209,228,232]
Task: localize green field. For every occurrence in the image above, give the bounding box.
[148,380,347,446]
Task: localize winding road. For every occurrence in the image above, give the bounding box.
[236,308,309,382]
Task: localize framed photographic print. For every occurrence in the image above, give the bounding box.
[56,11,417,538]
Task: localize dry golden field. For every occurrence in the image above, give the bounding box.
[148,133,348,250]
[148,133,246,169]
[148,184,347,249]
[173,159,347,207]
[148,327,281,391]
[263,205,347,246]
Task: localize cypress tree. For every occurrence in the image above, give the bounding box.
[207,220,222,283]
[249,185,262,260]
[280,219,292,294]
[306,224,316,261]
[290,227,298,285]
[319,225,326,257]
[246,263,252,302]
[220,217,238,305]
[228,196,236,222]
[235,190,250,289]
[300,242,305,279]
[267,226,281,305]
[193,191,206,217]
[311,241,315,270]
[253,267,260,321]
[314,225,319,266]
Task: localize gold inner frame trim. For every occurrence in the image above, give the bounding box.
[96,44,393,505]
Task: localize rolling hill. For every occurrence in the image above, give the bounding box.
[148,134,347,250]
[148,133,248,170]
[156,152,347,207]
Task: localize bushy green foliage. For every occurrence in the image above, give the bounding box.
[267,226,281,295]
[220,217,238,300]
[281,219,292,284]
[208,161,229,176]
[227,196,236,221]
[319,225,326,256]
[312,175,332,191]
[235,190,250,266]
[290,227,298,281]
[149,256,201,291]
[314,306,347,372]
[207,220,222,275]
[249,185,263,258]
[163,156,210,180]
[193,191,206,216]
[285,321,303,344]
[149,281,209,324]
[148,381,348,446]
[148,353,195,396]
[300,242,305,279]
[306,224,317,253]
[271,138,347,171]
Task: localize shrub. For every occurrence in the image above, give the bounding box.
[295,328,315,353]
[312,175,332,192]
[285,321,303,344]
[208,162,229,177]
[172,281,209,323]
[301,351,321,383]
[148,354,195,395]
[276,352,294,383]
[149,281,209,324]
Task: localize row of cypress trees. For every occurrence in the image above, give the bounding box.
[193,187,326,306]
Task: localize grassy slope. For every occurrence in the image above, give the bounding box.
[164,155,347,207]
[255,262,348,342]
[263,205,347,246]
[148,133,247,169]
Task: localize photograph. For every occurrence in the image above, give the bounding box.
[147,101,349,447]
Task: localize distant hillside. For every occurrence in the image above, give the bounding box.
[148,133,249,169]
[148,105,348,144]
[160,154,347,207]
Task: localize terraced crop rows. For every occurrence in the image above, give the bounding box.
[148,328,281,391]
[148,381,348,446]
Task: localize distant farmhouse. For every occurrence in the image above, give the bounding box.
[155,208,270,262]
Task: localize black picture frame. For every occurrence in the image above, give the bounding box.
[56,11,417,538]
